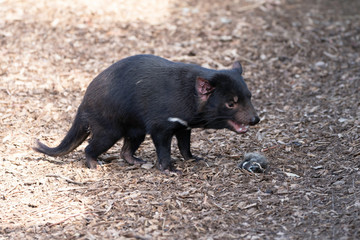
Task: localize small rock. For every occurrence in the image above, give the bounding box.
[220,35,232,42]
[284,172,300,178]
[141,163,154,170]
[312,165,324,170]
[315,61,326,68]
[220,17,232,24]
[338,118,348,123]
[333,180,345,185]
[265,189,273,194]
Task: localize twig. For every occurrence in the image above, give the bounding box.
[211,201,227,212]
[2,184,19,199]
[5,88,12,96]
[123,232,150,240]
[236,0,266,13]
[48,212,90,227]
[261,145,280,152]
[46,174,87,185]
[236,55,255,65]
[104,201,114,214]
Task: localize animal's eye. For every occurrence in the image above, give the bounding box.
[226,101,235,109]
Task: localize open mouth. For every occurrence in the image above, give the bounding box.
[227,120,249,134]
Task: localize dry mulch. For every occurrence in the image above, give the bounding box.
[0,0,359,239]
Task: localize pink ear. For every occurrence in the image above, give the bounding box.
[232,61,243,74]
[196,77,215,102]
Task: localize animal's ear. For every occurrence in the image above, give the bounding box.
[196,77,215,102]
[232,61,243,74]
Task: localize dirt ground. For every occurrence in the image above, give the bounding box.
[1,0,359,239]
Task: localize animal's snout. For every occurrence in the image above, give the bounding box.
[249,116,260,126]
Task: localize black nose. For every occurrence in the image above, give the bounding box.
[249,116,260,126]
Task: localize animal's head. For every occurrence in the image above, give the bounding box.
[196,61,260,133]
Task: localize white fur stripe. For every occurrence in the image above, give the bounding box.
[168,117,189,127]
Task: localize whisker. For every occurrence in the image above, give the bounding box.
[190,113,230,127]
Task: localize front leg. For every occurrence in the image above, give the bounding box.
[175,129,202,161]
[175,129,192,160]
[151,131,177,172]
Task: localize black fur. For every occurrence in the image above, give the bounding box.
[34,55,260,171]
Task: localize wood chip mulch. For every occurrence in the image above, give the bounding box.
[0,0,359,239]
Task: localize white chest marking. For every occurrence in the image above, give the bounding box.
[168,117,191,129]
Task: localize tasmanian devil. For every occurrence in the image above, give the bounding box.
[33,54,260,172]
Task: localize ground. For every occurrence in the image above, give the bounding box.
[0,0,359,239]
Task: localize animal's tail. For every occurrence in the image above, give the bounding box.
[33,112,89,157]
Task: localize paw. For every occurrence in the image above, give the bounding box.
[85,159,99,169]
[162,169,183,176]
[122,155,147,165]
[183,153,203,162]
[157,162,182,175]
[130,157,147,165]
[191,155,203,162]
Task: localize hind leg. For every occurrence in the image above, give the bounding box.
[121,129,146,165]
[85,131,121,169]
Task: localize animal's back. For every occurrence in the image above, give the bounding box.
[81,55,201,129]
